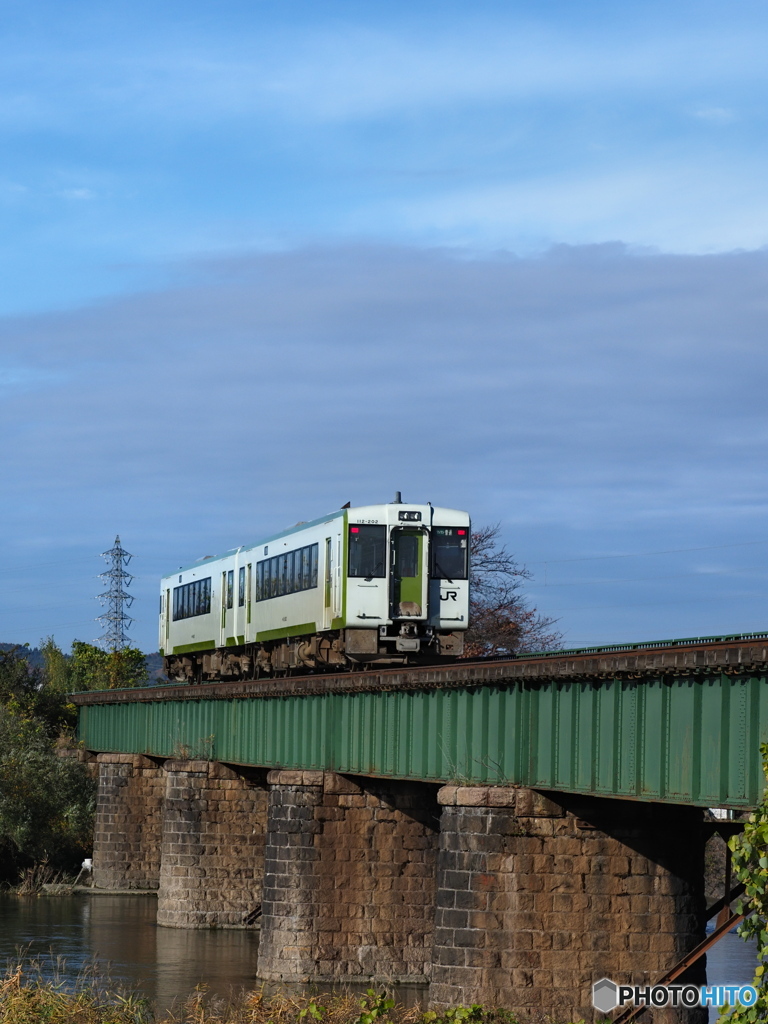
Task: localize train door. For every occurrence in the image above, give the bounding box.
[235,564,247,640]
[220,569,234,645]
[323,537,333,629]
[390,528,427,619]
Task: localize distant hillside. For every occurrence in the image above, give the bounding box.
[0,643,166,684]
[0,642,44,669]
[145,651,167,682]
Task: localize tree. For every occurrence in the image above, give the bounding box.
[0,708,95,875]
[0,643,76,736]
[69,641,148,690]
[0,643,98,879]
[463,524,562,657]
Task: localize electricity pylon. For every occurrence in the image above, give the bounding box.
[97,535,135,651]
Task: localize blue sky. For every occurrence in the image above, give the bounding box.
[2,0,768,653]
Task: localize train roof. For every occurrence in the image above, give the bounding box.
[162,501,468,581]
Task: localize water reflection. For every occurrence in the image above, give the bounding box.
[0,893,761,1019]
[0,895,259,1011]
[705,930,760,1023]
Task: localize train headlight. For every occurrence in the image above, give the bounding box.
[398,511,422,522]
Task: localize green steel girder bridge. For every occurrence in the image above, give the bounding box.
[73,632,768,810]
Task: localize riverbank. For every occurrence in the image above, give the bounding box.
[0,965,591,1024]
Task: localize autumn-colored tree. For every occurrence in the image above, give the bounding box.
[463,524,562,658]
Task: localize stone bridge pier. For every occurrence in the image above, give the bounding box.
[257,770,441,985]
[92,753,269,926]
[431,785,706,1024]
[92,753,165,890]
[92,757,707,1023]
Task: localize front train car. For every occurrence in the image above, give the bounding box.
[160,498,470,681]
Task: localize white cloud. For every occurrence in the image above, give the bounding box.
[386,160,768,253]
[693,106,737,124]
[57,187,96,200]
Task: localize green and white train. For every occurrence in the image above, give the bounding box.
[159,496,470,680]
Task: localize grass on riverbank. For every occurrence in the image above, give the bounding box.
[0,964,597,1024]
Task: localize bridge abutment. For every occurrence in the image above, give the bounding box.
[156,759,269,927]
[430,785,706,1024]
[92,753,165,890]
[257,770,440,984]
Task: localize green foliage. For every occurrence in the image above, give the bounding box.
[0,707,96,873]
[354,990,396,1024]
[0,636,148,880]
[720,741,768,1021]
[0,643,76,735]
[69,641,148,691]
[299,1000,327,1022]
[0,640,110,879]
[422,1007,484,1024]
[41,636,73,693]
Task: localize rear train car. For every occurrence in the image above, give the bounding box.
[160,498,470,680]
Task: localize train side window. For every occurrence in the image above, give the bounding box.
[348,525,386,578]
[287,551,295,593]
[172,577,212,620]
[238,566,246,606]
[226,569,234,609]
[432,527,469,580]
[255,542,319,601]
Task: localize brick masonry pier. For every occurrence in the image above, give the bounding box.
[92,760,708,1022]
[432,785,706,1024]
[157,760,269,927]
[257,770,440,984]
[92,753,165,890]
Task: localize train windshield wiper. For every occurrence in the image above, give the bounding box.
[364,561,383,582]
[434,561,454,583]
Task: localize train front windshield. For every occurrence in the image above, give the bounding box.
[432,528,469,580]
[348,525,387,578]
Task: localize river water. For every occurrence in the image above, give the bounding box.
[0,893,760,1020]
